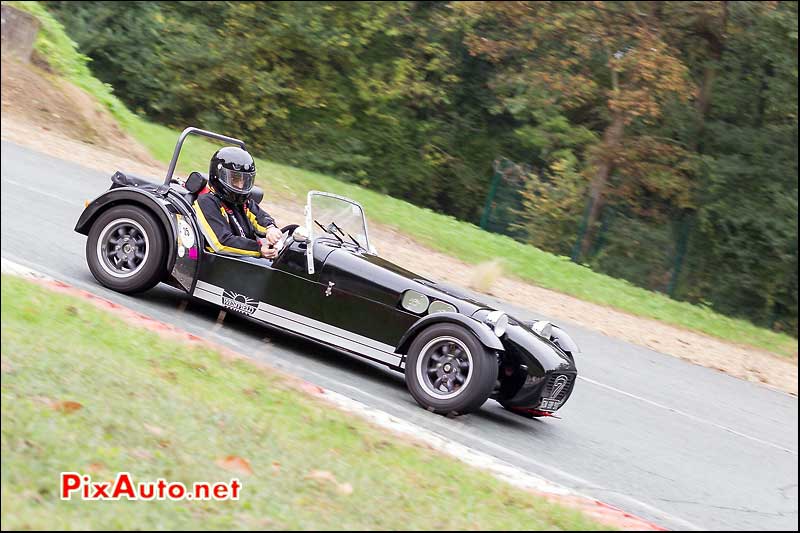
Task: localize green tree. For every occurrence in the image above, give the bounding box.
[45,0,798,333]
[457,1,696,259]
[681,1,798,331]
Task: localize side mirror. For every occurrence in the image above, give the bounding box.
[250,186,264,205]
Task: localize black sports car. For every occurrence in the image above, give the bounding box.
[75,127,579,417]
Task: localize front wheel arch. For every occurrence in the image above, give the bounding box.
[396,312,504,357]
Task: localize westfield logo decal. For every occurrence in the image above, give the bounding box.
[221,290,257,316]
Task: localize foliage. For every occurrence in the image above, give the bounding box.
[11,0,796,361]
[677,1,799,333]
[38,1,800,335]
[511,158,588,256]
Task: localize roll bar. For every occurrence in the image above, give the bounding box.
[164,127,247,186]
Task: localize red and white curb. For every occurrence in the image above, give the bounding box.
[2,257,667,530]
[294,383,668,530]
[2,257,56,280]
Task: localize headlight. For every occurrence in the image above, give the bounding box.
[531,320,553,339]
[401,290,429,314]
[429,300,456,314]
[484,310,508,337]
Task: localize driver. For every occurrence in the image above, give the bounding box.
[193,146,283,259]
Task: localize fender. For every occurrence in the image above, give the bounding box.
[551,324,580,355]
[525,320,580,356]
[495,322,576,408]
[74,187,178,271]
[395,312,505,355]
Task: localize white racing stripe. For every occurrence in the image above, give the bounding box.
[196,280,397,353]
[8,266,792,458]
[578,376,797,455]
[195,280,223,295]
[193,280,403,367]
[193,284,223,305]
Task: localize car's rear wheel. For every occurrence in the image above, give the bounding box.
[404,323,498,416]
[86,205,166,293]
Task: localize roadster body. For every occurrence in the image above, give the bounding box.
[75,127,579,417]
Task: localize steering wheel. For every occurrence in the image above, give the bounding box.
[269,224,300,260]
[281,224,299,236]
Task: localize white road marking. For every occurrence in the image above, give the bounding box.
[578,376,797,456]
[1,178,77,205]
[1,256,57,280]
[205,328,704,530]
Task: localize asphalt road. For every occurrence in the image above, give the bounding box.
[2,140,797,530]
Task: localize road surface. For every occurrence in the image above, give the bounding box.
[1,140,797,530]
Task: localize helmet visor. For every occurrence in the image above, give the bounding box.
[219,167,255,193]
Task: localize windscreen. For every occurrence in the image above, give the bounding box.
[307,192,369,250]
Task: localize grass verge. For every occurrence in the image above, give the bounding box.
[9,0,798,358]
[0,274,607,530]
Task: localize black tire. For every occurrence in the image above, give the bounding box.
[404,323,499,416]
[86,205,166,293]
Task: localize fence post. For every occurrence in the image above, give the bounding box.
[479,164,502,230]
[668,214,692,297]
[591,207,614,257]
[571,196,593,263]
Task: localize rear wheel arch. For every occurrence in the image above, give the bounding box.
[77,192,177,270]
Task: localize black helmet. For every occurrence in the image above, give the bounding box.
[209,146,256,205]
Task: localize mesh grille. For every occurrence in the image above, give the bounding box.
[543,373,575,402]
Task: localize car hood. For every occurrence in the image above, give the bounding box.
[320,246,573,361]
[350,252,572,358]
[320,247,497,315]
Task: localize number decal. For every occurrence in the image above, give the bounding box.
[177,218,195,248]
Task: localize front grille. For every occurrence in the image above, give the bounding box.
[542,373,575,402]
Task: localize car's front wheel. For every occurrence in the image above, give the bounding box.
[404,323,498,416]
[86,205,166,293]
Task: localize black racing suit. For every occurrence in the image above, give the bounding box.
[193,191,277,257]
